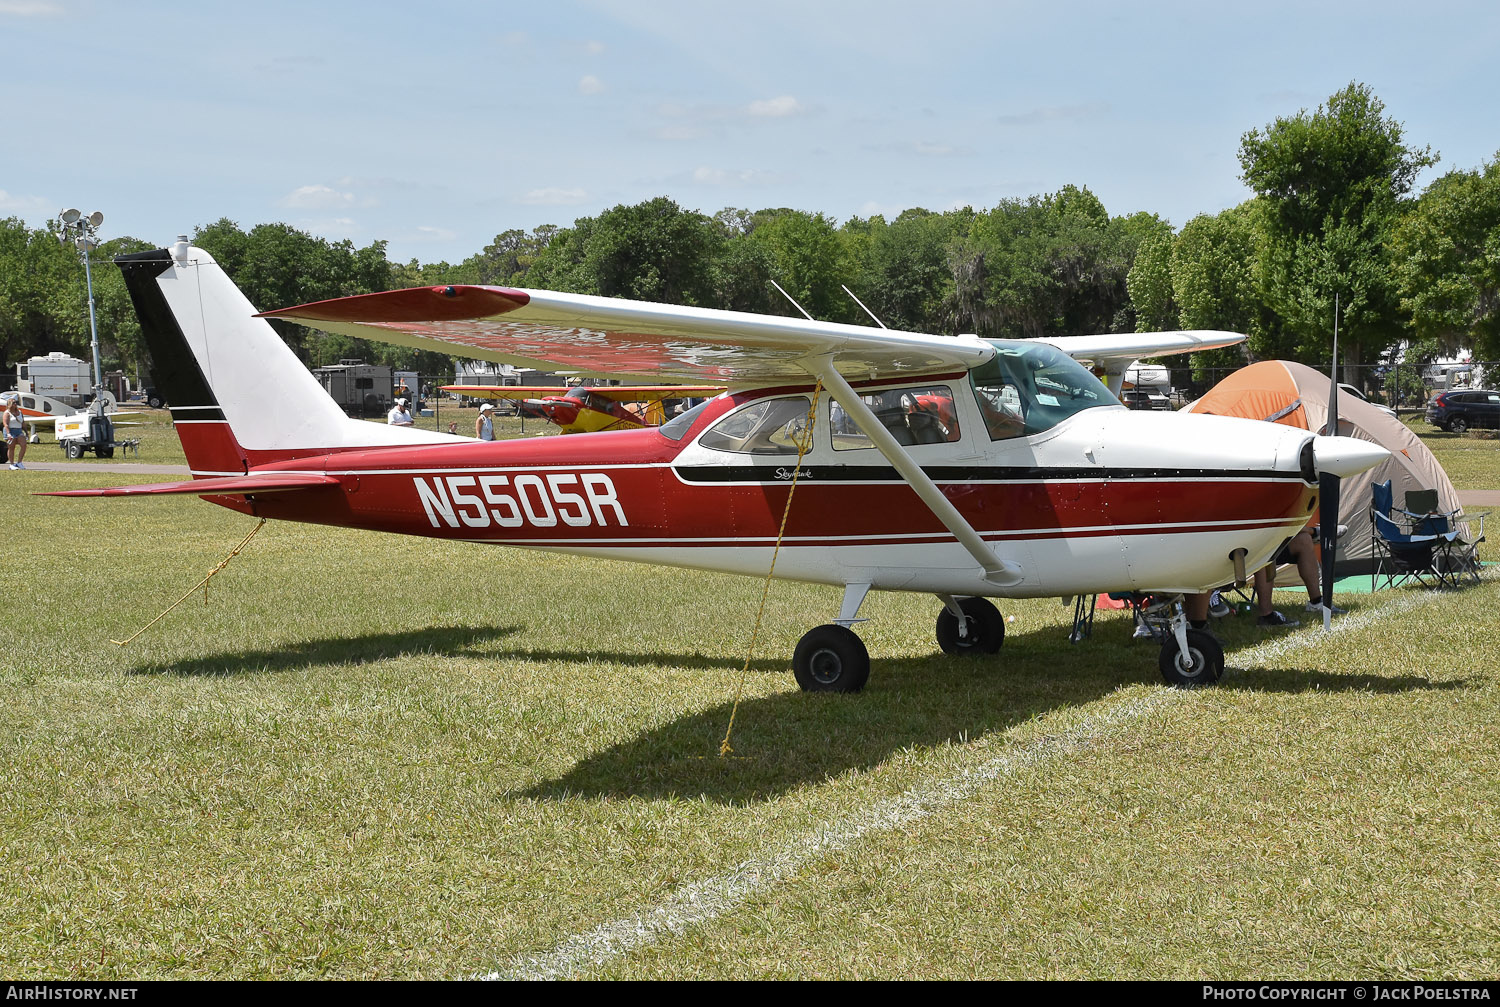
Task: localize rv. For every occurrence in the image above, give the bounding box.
[311,359,394,417]
[17,352,92,408]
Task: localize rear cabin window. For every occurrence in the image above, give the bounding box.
[698,397,812,455]
[969,340,1118,440]
[830,384,961,449]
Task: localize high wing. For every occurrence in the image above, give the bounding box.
[443,384,726,402]
[1041,330,1244,393]
[42,473,340,498]
[258,286,994,386]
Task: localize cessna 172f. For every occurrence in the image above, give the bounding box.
[445,382,725,434]
[48,241,1388,691]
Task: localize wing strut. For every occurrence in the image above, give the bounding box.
[803,356,1022,587]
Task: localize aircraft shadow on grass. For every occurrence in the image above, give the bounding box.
[1222,666,1470,694]
[521,623,1145,805]
[522,623,1469,805]
[127,623,523,677]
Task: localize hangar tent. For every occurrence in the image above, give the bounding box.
[1182,360,1473,577]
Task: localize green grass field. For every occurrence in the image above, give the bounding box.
[1,413,1496,978]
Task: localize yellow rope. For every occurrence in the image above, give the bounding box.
[111,518,268,647]
[720,381,823,757]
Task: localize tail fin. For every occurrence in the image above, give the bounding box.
[115,241,450,473]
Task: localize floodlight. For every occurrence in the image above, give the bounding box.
[88,211,104,228]
[61,208,81,224]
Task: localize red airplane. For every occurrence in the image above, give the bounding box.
[444,383,725,434]
[47,241,1386,692]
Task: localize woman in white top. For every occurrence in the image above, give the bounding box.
[4,399,27,469]
[475,402,496,441]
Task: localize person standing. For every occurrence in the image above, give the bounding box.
[387,398,414,426]
[5,398,27,469]
[475,402,496,441]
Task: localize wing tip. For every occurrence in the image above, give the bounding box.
[257,285,530,324]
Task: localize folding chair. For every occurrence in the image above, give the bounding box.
[1370,481,1469,589]
[1406,488,1487,585]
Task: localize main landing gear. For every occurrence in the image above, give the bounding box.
[935,595,1005,655]
[790,586,1008,693]
[792,583,874,693]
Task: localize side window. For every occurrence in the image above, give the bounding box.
[831,385,961,450]
[699,397,812,455]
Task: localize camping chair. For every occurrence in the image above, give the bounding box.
[1370,481,1462,589]
[1404,488,1487,585]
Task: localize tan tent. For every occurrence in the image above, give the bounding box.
[1183,360,1472,576]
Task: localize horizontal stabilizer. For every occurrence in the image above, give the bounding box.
[40,472,340,498]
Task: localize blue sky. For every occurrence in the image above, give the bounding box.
[2,0,1498,265]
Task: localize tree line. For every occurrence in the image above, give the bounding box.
[3,82,1497,389]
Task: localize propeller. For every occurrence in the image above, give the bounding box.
[1318,295,1342,630]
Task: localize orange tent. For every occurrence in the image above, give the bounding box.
[1183,360,1472,576]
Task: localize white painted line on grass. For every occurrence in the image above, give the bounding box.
[490,587,1459,981]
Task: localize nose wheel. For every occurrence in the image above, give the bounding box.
[1158,627,1224,687]
[792,624,871,693]
[935,596,1005,655]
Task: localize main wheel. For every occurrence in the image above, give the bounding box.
[1158,628,1224,688]
[1449,416,1468,434]
[935,597,1005,655]
[792,625,870,693]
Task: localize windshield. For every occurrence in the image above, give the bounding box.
[658,397,714,441]
[969,340,1119,439]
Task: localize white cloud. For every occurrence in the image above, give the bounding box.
[689,166,784,186]
[653,124,708,141]
[277,184,356,209]
[585,40,605,54]
[0,188,48,211]
[577,75,604,95]
[0,1,63,15]
[413,225,457,242]
[520,187,588,206]
[995,103,1109,126]
[747,95,803,118]
[865,140,974,157]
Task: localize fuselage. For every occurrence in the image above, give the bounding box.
[195,370,1319,599]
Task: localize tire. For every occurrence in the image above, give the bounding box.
[935,597,1005,655]
[792,624,871,693]
[98,446,114,459]
[1449,416,1468,434]
[148,396,163,409]
[1158,628,1224,688]
[64,441,83,459]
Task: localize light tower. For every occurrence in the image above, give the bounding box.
[58,208,106,411]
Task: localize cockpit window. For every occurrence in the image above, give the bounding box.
[831,384,961,449]
[698,396,812,454]
[970,340,1118,440]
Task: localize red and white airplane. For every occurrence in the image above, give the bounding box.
[444,382,725,434]
[48,240,1387,691]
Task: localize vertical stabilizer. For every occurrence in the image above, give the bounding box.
[115,243,451,473]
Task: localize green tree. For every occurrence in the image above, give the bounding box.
[1126,231,1178,332]
[1393,152,1500,360]
[1239,81,1436,376]
[527,197,723,305]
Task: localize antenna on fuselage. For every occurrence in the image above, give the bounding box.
[769,279,815,321]
[841,284,888,329]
